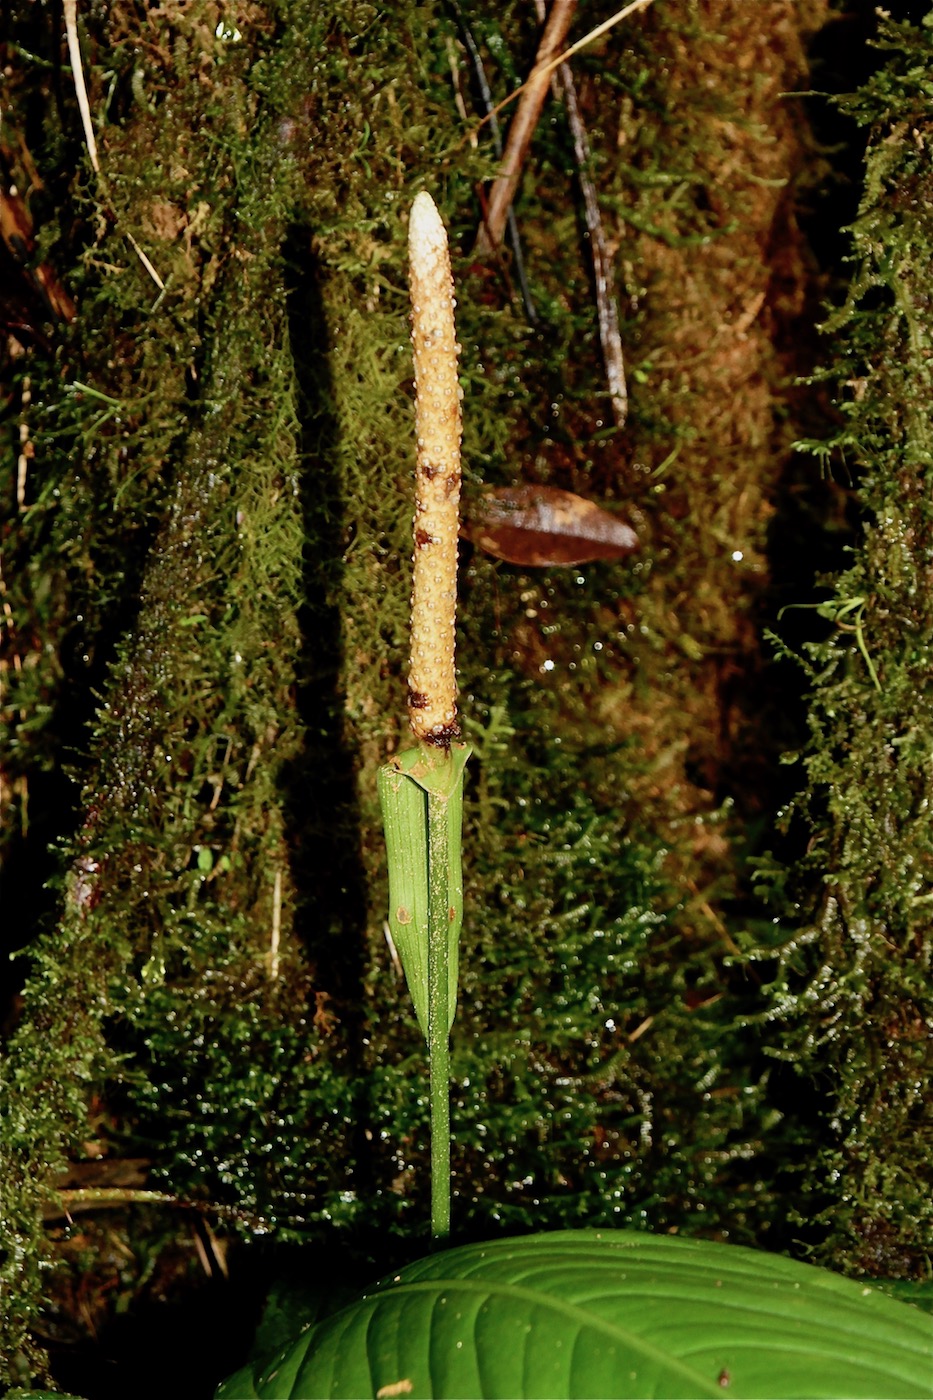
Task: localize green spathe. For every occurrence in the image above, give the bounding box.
[378,743,471,1040]
[215,1229,933,1399]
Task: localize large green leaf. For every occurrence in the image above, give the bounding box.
[215,1230,933,1399]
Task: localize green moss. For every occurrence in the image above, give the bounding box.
[752,11,933,1277]
[0,1,345,1372]
[1,0,876,1381]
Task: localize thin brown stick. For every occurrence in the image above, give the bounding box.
[46,1187,263,1228]
[530,0,627,428]
[449,0,538,323]
[466,0,656,152]
[557,61,627,428]
[474,0,577,254]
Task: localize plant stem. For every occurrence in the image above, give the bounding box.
[426,781,452,1240]
[406,193,462,1238]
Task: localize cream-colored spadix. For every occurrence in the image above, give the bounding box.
[407,191,463,747]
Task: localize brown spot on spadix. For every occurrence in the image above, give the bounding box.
[462,484,639,567]
[422,720,460,748]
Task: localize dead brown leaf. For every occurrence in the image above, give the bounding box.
[463,484,639,566]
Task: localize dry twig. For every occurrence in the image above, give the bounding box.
[63,0,164,291]
[471,0,635,425]
[548,26,627,428]
[466,0,656,149]
[474,0,577,254]
[63,0,100,174]
[447,0,538,323]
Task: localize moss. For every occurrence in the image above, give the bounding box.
[0,1,349,1372]
[1,0,892,1381]
[751,11,933,1277]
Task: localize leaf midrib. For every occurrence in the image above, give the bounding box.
[375,1277,724,1397]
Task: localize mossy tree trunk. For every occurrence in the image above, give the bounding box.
[1,0,930,1384]
[755,12,933,1278]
